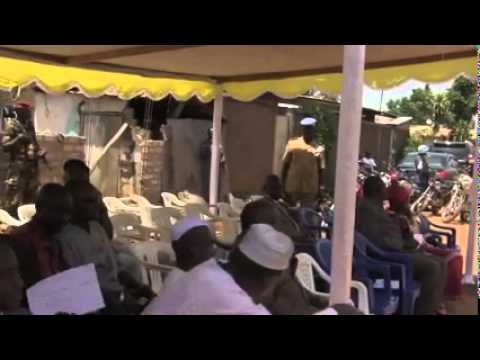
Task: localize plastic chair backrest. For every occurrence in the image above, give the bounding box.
[417,215,430,234]
[103,197,142,217]
[185,203,213,220]
[229,193,246,213]
[127,240,176,293]
[295,253,332,289]
[316,240,333,272]
[110,213,142,239]
[178,191,207,206]
[294,253,317,292]
[0,209,23,227]
[161,192,186,208]
[130,194,162,209]
[163,207,183,224]
[17,204,36,223]
[217,202,240,218]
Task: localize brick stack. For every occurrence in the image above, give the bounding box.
[134,140,166,204]
[36,134,86,185]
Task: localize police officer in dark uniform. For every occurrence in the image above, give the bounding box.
[1,102,43,215]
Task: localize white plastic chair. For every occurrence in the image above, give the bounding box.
[184,203,216,220]
[229,193,246,214]
[128,194,164,228]
[0,209,23,227]
[217,202,242,236]
[103,197,143,218]
[126,240,176,294]
[161,192,187,210]
[17,204,36,224]
[218,202,241,218]
[110,213,143,240]
[178,191,208,206]
[294,253,370,315]
[110,213,166,242]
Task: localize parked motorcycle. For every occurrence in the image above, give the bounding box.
[460,200,471,224]
[410,179,452,216]
[441,174,473,223]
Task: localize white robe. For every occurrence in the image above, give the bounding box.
[142,259,270,315]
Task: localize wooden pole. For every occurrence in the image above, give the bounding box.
[209,94,224,213]
[329,45,366,305]
[90,122,129,173]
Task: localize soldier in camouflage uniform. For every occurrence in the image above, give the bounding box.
[1,103,43,215]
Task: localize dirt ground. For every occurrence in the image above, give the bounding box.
[427,214,478,315]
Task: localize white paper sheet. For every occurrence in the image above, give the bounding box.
[27,263,105,315]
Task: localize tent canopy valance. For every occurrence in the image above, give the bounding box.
[0,56,218,102]
[0,45,475,102]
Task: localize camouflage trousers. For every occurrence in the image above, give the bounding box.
[2,161,39,216]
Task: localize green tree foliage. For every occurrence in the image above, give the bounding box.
[387,85,435,124]
[386,76,475,140]
[445,76,476,125]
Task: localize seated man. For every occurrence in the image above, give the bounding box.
[142,216,217,314]
[240,199,305,245]
[240,200,362,315]
[63,159,113,240]
[8,184,73,289]
[57,180,153,314]
[0,242,29,315]
[356,176,447,315]
[171,216,217,272]
[142,224,293,315]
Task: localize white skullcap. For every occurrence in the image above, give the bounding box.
[300,117,317,126]
[239,224,294,271]
[171,216,209,242]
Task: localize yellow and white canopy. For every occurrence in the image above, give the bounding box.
[0,45,475,102]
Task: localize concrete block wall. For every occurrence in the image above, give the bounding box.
[134,140,166,205]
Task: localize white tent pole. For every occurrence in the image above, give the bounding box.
[329,45,366,305]
[463,164,477,284]
[209,93,224,213]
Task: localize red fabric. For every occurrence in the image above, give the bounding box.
[423,244,464,298]
[15,100,33,109]
[388,180,411,210]
[389,169,400,181]
[9,218,63,287]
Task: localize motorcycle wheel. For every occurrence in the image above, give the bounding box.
[441,191,463,223]
[411,191,430,215]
